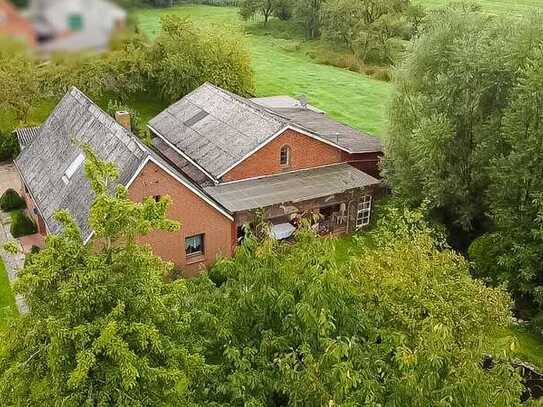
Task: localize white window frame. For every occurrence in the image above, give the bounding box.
[356,195,372,229]
[280,145,291,167]
[185,234,205,257]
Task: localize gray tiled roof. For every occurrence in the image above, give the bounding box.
[204,164,379,212]
[149,83,287,180]
[15,87,148,239]
[149,83,383,180]
[14,127,41,149]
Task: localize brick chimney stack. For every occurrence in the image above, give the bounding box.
[115,111,131,132]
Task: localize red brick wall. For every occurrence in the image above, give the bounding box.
[0,1,36,46]
[128,161,233,277]
[342,152,383,178]
[222,129,344,182]
[20,185,47,235]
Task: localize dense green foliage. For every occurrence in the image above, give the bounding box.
[0,131,20,162]
[150,15,254,102]
[470,48,543,313]
[0,148,200,405]
[0,189,25,212]
[9,211,36,238]
[321,0,424,64]
[239,0,291,23]
[185,209,527,406]
[384,9,543,237]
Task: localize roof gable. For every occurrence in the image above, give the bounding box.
[149,83,383,181]
[15,87,148,238]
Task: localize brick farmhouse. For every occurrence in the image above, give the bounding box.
[15,84,383,275]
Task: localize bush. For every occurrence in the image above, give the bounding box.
[0,189,25,211]
[10,211,37,238]
[0,132,20,162]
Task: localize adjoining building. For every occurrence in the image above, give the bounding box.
[15,84,383,275]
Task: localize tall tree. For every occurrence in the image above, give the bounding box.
[0,147,202,405]
[383,9,543,244]
[185,209,525,406]
[470,45,543,311]
[294,0,323,39]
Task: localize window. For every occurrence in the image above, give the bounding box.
[153,195,161,203]
[356,195,372,229]
[68,14,83,31]
[280,145,291,167]
[185,234,204,257]
[62,153,85,185]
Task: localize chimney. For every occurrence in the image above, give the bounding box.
[115,111,131,131]
[298,95,308,109]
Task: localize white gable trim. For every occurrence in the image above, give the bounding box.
[128,156,233,221]
[216,125,352,179]
[147,124,219,185]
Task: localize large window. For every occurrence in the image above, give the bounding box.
[356,196,372,229]
[185,234,204,257]
[280,145,291,167]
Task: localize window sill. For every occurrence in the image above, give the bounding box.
[186,254,206,265]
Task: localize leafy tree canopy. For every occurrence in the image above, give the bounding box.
[383,9,543,240]
[185,208,525,406]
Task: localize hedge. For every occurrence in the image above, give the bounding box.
[0,189,26,212]
[10,211,37,238]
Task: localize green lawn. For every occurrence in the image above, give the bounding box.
[135,5,392,137]
[416,0,543,15]
[0,258,17,330]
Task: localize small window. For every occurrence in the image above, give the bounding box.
[153,195,161,203]
[185,234,204,257]
[68,14,83,31]
[280,145,291,167]
[356,195,372,229]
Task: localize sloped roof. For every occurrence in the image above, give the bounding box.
[149,83,287,180]
[15,87,147,239]
[204,164,379,212]
[15,87,231,240]
[149,83,383,180]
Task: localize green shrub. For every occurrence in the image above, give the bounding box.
[0,132,20,162]
[0,189,25,211]
[10,211,36,238]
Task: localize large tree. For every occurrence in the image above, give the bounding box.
[185,209,526,406]
[470,45,543,312]
[383,9,543,243]
[0,147,202,406]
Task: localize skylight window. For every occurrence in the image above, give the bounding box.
[62,153,85,185]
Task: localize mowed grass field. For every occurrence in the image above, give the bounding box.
[417,0,543,15]
[136,6,392,137]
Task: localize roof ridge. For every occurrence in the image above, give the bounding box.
[204,82,288,127]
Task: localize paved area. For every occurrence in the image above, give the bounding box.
[0,161,21,195]
[0,211,28,314]
[19,233,45,252]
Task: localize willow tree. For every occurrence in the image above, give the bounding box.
[0,148,202,406]
[383,9,543,240]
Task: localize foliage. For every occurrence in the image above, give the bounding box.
[0,189,25,212]
[184,208,525,406]
[383,9,543,238]
[0,131,20,162]
[149,15,255,102]
[0,147,201,406]
[293,0,323,39]
[0,39,41,124]
[469,46,543,312]
[321,0,422,65]
[106,100,152,144]
[239,0,291,24]
[10,210,36,238]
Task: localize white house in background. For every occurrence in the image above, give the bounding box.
[29,0,126,52]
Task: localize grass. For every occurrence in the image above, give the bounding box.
[496,326,543,369]
[135,5,392,137]
[416,0,543,15]
[0,257,17,330]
